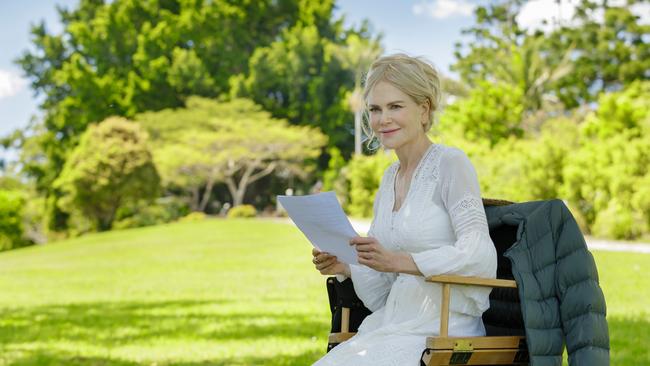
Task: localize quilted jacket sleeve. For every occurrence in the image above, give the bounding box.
[554,202,609,365]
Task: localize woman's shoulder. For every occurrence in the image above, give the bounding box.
[437,143,468,159]
[436,144,471,165]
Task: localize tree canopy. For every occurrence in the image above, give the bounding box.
[138,97,328,208]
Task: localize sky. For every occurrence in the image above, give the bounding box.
[0,0,648,146]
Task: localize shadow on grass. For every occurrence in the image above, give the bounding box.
[2,349,324,366]
[608,314,650,365]
[2,350,324,366]
[0,299,328,365]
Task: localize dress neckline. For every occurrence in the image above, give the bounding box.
[391,143,437,214]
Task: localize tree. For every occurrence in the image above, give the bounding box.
[139,97,328,208]
[547,0,649,108]
[331,33,382,155]
[452,0,648,112]
[229,8,381,157]
[14,0,377,229]
[439,80,525,147]
[54,117,160,231]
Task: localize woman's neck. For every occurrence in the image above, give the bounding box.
[395,137,433,173]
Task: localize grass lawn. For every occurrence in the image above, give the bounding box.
[0,218,648,365]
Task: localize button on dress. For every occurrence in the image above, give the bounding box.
[314,144,497,366]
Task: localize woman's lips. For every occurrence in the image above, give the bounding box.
[381,128,400,136]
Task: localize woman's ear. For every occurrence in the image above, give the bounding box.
[420,99,431,125]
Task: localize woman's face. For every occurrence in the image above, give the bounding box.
[367,81,427,151]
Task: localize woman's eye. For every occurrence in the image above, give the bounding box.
[390,105,402,109]
[369,107,379,112]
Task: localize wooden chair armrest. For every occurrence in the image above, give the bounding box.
[426,275,517,338]
[426,275,517,289]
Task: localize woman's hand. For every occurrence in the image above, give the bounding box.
[312,248,351,277]
[351,236,422,275]
[351,236,398,272]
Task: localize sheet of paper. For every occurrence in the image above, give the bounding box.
[277,191,358,265]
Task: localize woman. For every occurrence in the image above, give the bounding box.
[311,54,497,365]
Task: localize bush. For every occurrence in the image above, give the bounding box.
[54,117,160,231]
[179,211,208,222]
[113,197,190,230]
[561,82,650,239]
[0,190,26,251]
[465,117,579,203]
[227,204,257,218]
[346,151,395,218]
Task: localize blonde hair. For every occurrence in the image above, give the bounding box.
[361,53,441,150]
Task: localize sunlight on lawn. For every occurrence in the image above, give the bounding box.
[0,219,647,365]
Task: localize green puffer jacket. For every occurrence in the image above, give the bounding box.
[485,199,609,366]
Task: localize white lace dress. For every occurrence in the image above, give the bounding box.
[313,144,497,366]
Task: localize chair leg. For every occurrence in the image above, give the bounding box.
[439,283,450,337]
[341,307,350,333]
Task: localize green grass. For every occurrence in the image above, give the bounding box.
[0,219,648,365]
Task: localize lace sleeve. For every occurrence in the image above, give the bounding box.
[439,149,490,240]
[410,148,496,279]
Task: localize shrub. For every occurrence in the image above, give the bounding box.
[227,204,257,218]
[54,117,160,231]
[561,82,650,239]
[113,197,190,230]
[0,190,26,251]
[179,211,208,222]
[346,151,395,218]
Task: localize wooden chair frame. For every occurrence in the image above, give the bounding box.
[420,275,528,365]
[328,275,528,365]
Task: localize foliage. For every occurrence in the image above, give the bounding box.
[439,81,525,147]
[179,211,208,222]
[453,0,648,111]
[448,117,579,203]
[345,151,395,218]
[547,0,650,108]
[113,197,190,230]
[561,81,649,239]
[230,13,381,156]
[138,97,328,208]
[227,204,257,219]
[0,190,27,251]
[54,117,160,231]
[13,0,374,231]
[322,146,348,197]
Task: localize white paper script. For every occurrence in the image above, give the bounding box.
[277,191,359,265]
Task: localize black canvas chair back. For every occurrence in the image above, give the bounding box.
[326,277,371,351]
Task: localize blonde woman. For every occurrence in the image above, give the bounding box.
[311,54,497,365]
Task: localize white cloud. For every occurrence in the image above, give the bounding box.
[0,69,27,100]
[413,0,475,19]
[517,0,649,33]
[517,0,578,33]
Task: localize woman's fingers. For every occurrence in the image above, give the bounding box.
[354,242,376,252]
[349,236,375,245]
[316,256,337,270]
[358,251,374,260]
[313,252,333,262]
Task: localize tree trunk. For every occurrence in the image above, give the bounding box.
[225,160,278,207]
[198,173,217,212]
[190,186,200,211]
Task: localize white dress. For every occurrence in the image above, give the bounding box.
[314,144,498,366]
